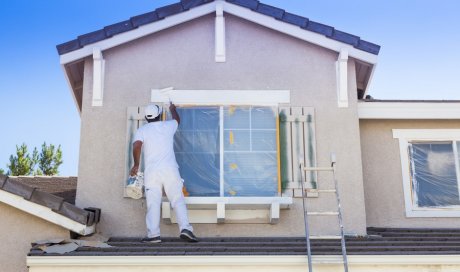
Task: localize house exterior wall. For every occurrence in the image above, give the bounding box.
[0,203,68,272]
[76,14,367,237]
[360,119,460,228]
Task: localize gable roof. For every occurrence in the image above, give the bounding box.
[57,0,380,57]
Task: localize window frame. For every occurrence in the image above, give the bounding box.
[393,129,460,217]
[173,105,280,197]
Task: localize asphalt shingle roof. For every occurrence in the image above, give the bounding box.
[0,174,98,226]
[29,228,460,256]
[56,0,380,56]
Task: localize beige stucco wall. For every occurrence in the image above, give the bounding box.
[360,119,460,228]
[76,14,367,237]
[0,203,69,272]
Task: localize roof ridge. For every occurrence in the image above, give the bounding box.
[56,0,380,55]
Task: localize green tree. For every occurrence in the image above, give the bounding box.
[0,168,4,175]
[7,143,38,176]
[37,142,63,176]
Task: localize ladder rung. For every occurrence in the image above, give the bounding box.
[316,189,336,193]
[309,235,342,239]
[307,212,339,216]
[303,167,334,172]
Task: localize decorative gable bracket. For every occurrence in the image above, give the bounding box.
[92,48,105,107]
[336,49,348,108]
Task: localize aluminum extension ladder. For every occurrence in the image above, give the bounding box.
[299,154,348,272]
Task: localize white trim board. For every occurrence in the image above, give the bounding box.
[151,89,290,105]
[27,255,460,267]
[393,129,460,217]
[0,189,95,235]
[358,102,460,119]
[59,1,378,65]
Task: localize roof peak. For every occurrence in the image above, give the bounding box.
[56,0,380,56]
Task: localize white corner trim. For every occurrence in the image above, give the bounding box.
[215,1,226,62]
[336,49,348,108]
[27,255,460,267]
[92,47,105,107]
[393,129,460,217]
[358,102,460,119]
[0,189,95,235]
[222,2,377,65]
[59,3,216,65]
[151,89,290,105]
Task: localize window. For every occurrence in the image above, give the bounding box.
[172,106,279,197]
[393,129,460,217]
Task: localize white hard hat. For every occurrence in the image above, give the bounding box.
[144,104,162,120]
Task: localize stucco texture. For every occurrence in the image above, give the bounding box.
[77,14,367,237]
[360,119,460,228]
[0,203,69,272]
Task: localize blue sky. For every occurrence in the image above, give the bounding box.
[0,0,459,176]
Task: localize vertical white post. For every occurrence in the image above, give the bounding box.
[215,2,226,62]
[92,47,105,106]
[217,202,225,223]
[336,49,348,108]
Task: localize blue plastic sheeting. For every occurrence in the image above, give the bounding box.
[174,107,220,196]
[171,106,278,197]
[409,142,460,207]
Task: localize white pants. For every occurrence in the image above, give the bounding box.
[144,167,193,238]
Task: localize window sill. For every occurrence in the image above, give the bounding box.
[406,208,460,218]
[162,196,292,224]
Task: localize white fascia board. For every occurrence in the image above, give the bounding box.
[0,190,94,236]
[358,102,460,119]
[151,89,290,105]
[222,2,378,65]
[392,129,460,140]
[59,2,216,65]
[27,255,460,267]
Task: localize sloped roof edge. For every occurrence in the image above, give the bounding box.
[56,0,380,58]
[0,175,97,236]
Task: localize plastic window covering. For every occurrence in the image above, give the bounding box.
[223,106,278,196]
[170,106,278,197]
[409,141,460,208]
[174,107,220,196]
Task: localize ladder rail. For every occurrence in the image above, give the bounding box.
[299,162,313,272]
[299,154,349,272]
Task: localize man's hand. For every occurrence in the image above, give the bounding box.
[169,102,181,125]
[130,165,139,176]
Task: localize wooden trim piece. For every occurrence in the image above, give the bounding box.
[151,89,290,105]
[359,102,460,119]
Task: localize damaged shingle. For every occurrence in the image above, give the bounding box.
[3,178,35,200]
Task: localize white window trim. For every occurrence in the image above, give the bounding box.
[151,89,290,106]
[393,129,460,217]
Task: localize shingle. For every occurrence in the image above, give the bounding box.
[256,3,284,19]
[57,202,90,225]
[78,30,107,47]
[2,178,35,199]
[282,12,308,28]
[30,190,64,211]
[104,20,135,37]
[56,40,81,55]
[181,0,213,10]
[156,3,184,19]
[130,11,160,28]
[330,29,360,46]
[304,21,334,37]
[0,174,8,188]
[225,0,259,10]
[356,39,381,55]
